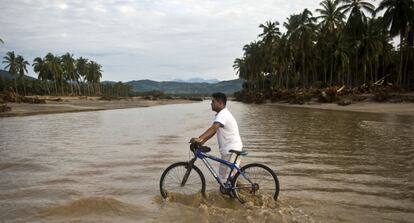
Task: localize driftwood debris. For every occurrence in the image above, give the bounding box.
[0,91,46,104]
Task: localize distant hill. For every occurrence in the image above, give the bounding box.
[0,69,36,80]
[172,78,220,84]
[126,78,244,95]
[1,69,244,95]
[101,80,117,84]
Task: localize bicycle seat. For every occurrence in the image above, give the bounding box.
[229,150,248,156]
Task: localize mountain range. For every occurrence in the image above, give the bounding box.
[1,70,244,95]
[126,79,243,95]
[171,78,220,84]
[0,69,36,80]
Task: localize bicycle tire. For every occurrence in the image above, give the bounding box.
[232,163,279,203]
[159,162,206,199]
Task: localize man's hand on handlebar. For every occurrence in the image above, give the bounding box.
[190,137,203,144]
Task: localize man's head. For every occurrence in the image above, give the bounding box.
[211,92,227,112]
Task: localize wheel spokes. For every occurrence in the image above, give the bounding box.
[234,166,277,201]
[163,165,203,196]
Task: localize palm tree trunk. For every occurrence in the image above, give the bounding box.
[22,78,27,96]
[375,58,378,83]
[347,68,351,86]
[261,76,265,91]
[70,81,74,95]
[369,60,375,83]
[286,67,289,89]
[302,53,305,88]
[76,82,81,95]
[46,82,50,95]
[398,33,403,86]
[61,79,64,95]
[324,56,327,84]
[14,78,19,95]
[330,51,334,86]
[355,52,358,87]
[403,46,409,88]
[363,61,367,84]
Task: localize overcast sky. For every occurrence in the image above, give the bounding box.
[1,0,371,82]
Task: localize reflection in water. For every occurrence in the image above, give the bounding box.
[0,101,413,222]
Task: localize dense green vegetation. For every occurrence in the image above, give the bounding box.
[233,0,414,94]
[1,51,132,97]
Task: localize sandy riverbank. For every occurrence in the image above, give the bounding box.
[1,96,413,118]
[271,101,414,116]
[0,96,197,117]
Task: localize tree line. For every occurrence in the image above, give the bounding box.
[233,0,414,92]
[1,50,132,97]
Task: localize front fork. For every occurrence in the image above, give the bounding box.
[181,157,197,186]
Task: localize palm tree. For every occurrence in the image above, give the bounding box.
[61,53,78,95]
[339,0,375,86]
[258,21,281,88]
[259,21,281,45]
[86,60,102,95]
[274,34,293,88]
[335,38,351,85]
[76,57,89,95]
[242,41,265,90]
[233,58,245,77]
[285,9,318,88]
[16,55,29,95]
[340,0,375,36]
[45,53,63,95]
[2,51,19,94]
[316,0,346,85]
[317,0,346,33]
[283,14,302,88]
[375,0,414,87]
[33,57,47,80]
[359,18,384,83]
[33,57,52,94]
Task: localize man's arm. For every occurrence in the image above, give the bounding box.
[191,122,221,144]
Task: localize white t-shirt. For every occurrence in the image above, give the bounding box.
[214,107,243,154]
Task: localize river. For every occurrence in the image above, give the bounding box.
[1,101,413,222]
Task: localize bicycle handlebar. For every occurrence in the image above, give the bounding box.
[190,142,211,154]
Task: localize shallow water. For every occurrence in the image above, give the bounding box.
[0,101,413,222]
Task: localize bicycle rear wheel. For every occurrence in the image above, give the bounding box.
[160,162,206,198]
[232,163,279,203]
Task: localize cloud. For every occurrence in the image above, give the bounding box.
[0,0,323,81]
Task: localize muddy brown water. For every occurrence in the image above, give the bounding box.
[1,101,413,222]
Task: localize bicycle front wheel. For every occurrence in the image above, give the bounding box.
[232,163,279,203]
[159,162,206,199]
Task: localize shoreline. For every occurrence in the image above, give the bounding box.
[234,89,414,116]
[1,96,414,118]
[0,96,197,118]
[269,101,414,116]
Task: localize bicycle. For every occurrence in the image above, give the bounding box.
[159,143,279,203]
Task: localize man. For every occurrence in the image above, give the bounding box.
[190,92,243,182]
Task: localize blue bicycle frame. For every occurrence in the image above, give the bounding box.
[194,149,252,189]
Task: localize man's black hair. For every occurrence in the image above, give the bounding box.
[212,92,227,105]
